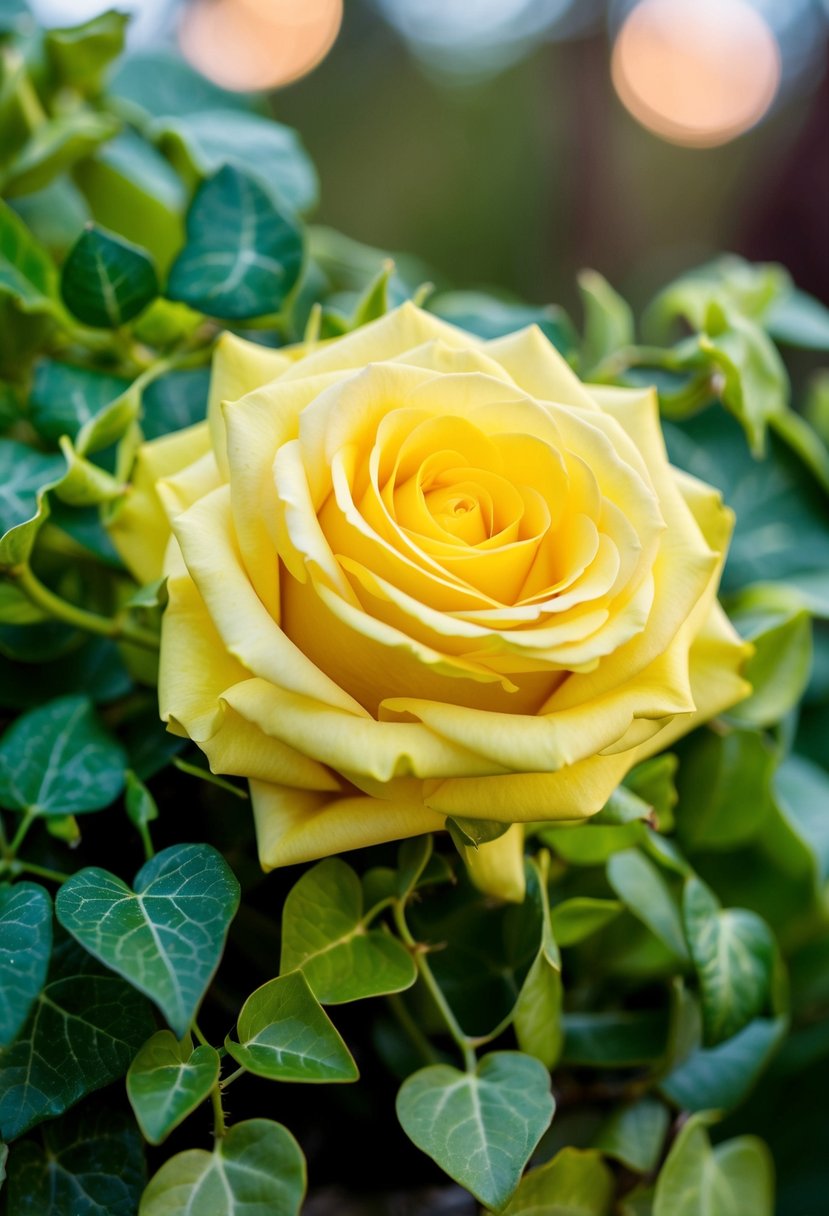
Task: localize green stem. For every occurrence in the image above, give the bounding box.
[386,994,441,1066]
[0,859,71,884]
[394,900,476,1072]
[191,1020,211,1049]
[6,811,35,859]
[137,821,154,863]
[221,1066,246,1088]
[210,1084,226,1138]
[11,565,160,651]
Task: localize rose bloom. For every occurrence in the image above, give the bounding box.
[111,305,750,900]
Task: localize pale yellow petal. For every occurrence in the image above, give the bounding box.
[207,331,292,477]
[459,824,526,902]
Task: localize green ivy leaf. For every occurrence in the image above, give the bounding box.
[0,438,63,568]
[0,947,154,1140]
[498,1146,614,1216]
[280,858,415,1004]
[0,694,125,817]
[0,198,61,317]
[61,225,159,329]
[607,848,689,961]
[55,843,240,1038]
[395,834,434,901]
[127,1030,220,1145]
[769,753,829,891]
[675,728,776,851]
[683,878,775,1046]
[225,970,358,1083]
[653,1114,774,1216]
[75,380,142,456]
[53,435,123,506]
[29,359,129,445]
[141,368,210,439]
[428,291,578,356]
[167,166,303,319]
[0,882,52,1048]
[550,897,623,947]
[150,109,318,215]
[578,269,635,375]
[513,857,563,1068]
[726,595,812,728]
[138,1119,306,1216]
[562,1010,669,1067]
[0,636,131,711]
[124,770,158,830]
[396,1051,555,1210]
[593,1097,670,1174]
[765,287,829,350]
[4,1102,145,1216]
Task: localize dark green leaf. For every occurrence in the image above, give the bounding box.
[56,843,240,1037]
[29,360,129,444]
[150,109,318,215]
[593,1098,670,1174]
[167,166,303,319]
[726,596,812,728]
[550,897,623,946]
[683,878,775,1045]
[499,1146,614,1216]
[0,438,63,552]
[9,175,89,259]
[0,636,131,711]
[770,753,829,889]
[765,287,829,350]
[661,1016,786,1113]
[124,770,158,830]
[0,959,154,1140]
[141,368,209,438]
[513,857,563,1067]
[396,834,433,901]
[61,225,159,328]
[127,1030,220,1145]
[280,857,415,1004]
[0,882,51,1048]
[675,728,776,851]
[428,290,578,355]
[139,1119,306,1216]
[0,694,125,816]
[396,1051,555,1210]
[4,1103,145,1216]
[562,1010,669,1067]
[225,970,358,1083]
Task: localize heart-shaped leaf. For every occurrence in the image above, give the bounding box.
[683,878,775,1045]
[139,1118,306,1216]
[127,1030,220,1144]
[4,1102,145,1216]
[166,165,303,319]
[280,858,416,1003]
[225,970,358,1083]
[0,948,154,1140]
[0,695,126,817]
[0,881,52,1047]
[56,843,240,1037]
[653,1113,774,1216]
[594,1097,671,1175]
[61,225,159,328]
[396,1051,555,1210]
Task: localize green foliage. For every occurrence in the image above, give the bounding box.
[55,844,240,1037]
[396,1051,555,1209]
[0,8,826,1213]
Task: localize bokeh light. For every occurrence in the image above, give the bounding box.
[179,0,343,92]
[611,0,782,147]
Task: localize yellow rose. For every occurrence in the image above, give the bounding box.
[110,304,750,900]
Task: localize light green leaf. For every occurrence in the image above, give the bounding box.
[4,1104,145,1216]
[9,176,89,261]
[0,199,59,315]
[579,269,634,374]
[514,856,563,1067]
[55,843,240,1038]
[29,359,130,444]
[124,770,159,830]
[0,949,154,1140]
[765,286,829,350]
[701,304,789,455]
[396,1051,555,1210]
[0,882,52,1048]
[607,849,688,961]
[727,599,812,728]
[75,381,142,456]
[653,1114,774,1216]
[139,1119,306,1216]
[540,822,645,865]
[166,166,303,319]
[661,1016,786,1113]
[127,1031,220,1145]
[550,897,623,947]
[2,112,120,199]
[682,878,775,1045]
[396,834,433,901]
[44,9,129,96]
[0,438,63,567]
[53,435,123,506]
[225,970,358,1083]
[624,754,678,829]
[280,857,415,1003]
[61,225,159,329]
[593,1097,670,1174]
[150,109,318,215]
[0,694,125,816]
[770,753,829,889]
[499,1146,614,1216]
[109,49,257,123]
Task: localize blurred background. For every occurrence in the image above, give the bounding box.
[24,0,829,318]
